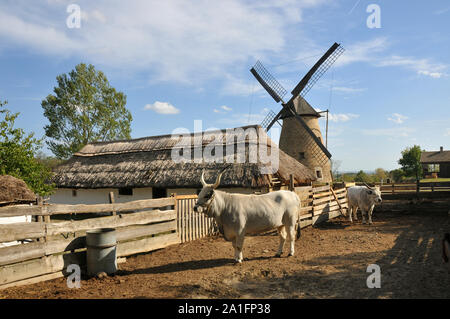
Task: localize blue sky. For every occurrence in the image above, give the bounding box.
[0,0,449,172]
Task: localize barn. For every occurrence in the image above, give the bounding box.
[420,146,450,179]
[49,125,317,205]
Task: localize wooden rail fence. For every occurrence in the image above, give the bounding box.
[0,185,348,289]
[176,195,217,243]
[0,197,179,289]
[296,184,348,228]
[333,181,450,194]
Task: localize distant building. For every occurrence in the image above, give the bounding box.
[420,146,450,178]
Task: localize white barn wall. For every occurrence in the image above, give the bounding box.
[0,215,32,248]
[50,187,266,204]
[49,187,154,205]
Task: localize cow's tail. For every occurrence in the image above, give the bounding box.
[295,192,301,240]
[296,222,301,240]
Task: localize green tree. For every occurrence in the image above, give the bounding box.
[398,145,423,180]
[374,168,388,182]
[0,100,54,195]
[354,170,371,183]
[42,63,132,159]
[389,168,405,183]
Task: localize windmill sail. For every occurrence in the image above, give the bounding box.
[291,42,345,99]
[250,61,287,104]
[250,42,345,163]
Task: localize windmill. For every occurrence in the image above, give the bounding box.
[250,42,345,183]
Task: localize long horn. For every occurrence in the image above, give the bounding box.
[201,170,207,187]
[212,165,231,189]
[212,171,224,189]
[363,182,372,189]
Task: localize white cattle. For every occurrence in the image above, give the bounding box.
[347,185,382,225]
[193,170,301,263]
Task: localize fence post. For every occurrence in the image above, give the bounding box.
[289,174,294,191]
[416,179,420,193]
[392,183,395,194]
[109,191,116,216]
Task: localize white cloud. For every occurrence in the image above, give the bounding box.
[332,86,367,94]
[335,38,448,79]
[0,1,329,84]
[387,113,408,124]
[315,108,359,123]
[144,101,180,114]
[213,105,233,113]
[335,37,389,67]
[418,70,444,79]
[328,113,359,123]
[376,55,447,78]
[445,128,450,136]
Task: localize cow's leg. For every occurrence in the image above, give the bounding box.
[286,224,296,256]
[348,206,353,222]
[353,206,359,221]
[368,205,375,225]
[361,210,367,224]
[276,226,286,257]
[234,234,245,263]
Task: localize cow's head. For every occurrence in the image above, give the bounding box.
[364,184,382,204]
[193,170,224,216]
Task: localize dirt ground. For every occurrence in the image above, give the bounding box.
[1,203,450,299]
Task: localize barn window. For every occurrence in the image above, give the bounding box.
[428,164,440,173]
[299,152,305,160]
[118,187,133,196]
[72,189,77,197]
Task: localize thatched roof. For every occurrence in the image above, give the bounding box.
[52,125,316,189]
[0,175,36,205]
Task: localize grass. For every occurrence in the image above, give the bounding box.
[420,178,450,182]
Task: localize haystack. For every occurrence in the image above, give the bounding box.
[0,175,36,205]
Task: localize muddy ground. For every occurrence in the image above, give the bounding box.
[1,203,450,299]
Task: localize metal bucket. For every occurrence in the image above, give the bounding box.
[86,228,117,276]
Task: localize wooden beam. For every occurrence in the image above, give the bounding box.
[0,209,176,243]
[330,188,346,216]
[47,197,175,215]
[117,232,180,257]
[0,220,177,266]
[0,197,176,217]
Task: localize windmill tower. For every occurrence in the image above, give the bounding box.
[250,42,345,183]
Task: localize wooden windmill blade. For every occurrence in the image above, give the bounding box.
[290,42,345,99]
[250,60,287,131]
[281,42,345,159]
[250,42,344,160]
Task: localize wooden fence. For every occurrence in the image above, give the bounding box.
[335,181,450,194]
[0,197,179,289]
[176,195,217,243]
[296,184,348,228]
[0,185,348,289]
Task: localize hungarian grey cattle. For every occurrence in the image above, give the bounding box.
[347,185,382,225]
[193,171,301,263]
